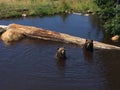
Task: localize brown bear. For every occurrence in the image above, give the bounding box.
[83,39,93,52]
[55,47,66,60]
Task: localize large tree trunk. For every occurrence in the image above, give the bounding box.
[1,23,120,50]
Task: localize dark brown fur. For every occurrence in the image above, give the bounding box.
[55,47,66,60]
[83,39,93,52]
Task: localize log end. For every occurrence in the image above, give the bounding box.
[1,29,24,43]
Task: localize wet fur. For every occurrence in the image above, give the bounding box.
[83,39,93,52]
[55,47,66,60]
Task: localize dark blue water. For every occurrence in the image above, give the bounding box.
[0,14,120,90]
[0,14,103,41]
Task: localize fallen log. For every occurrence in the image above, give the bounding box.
[1,23,120,50]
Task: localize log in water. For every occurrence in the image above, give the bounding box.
[0,25,8,34]
[1,23,120,50]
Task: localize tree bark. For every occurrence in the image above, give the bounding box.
[2,23,120,50]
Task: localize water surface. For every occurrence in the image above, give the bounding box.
[0,14,120,90]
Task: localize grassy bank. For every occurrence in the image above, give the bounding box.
[0,0,99,19]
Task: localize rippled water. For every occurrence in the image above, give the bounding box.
[0,14,120,90]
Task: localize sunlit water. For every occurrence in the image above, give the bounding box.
[0,14,120,90]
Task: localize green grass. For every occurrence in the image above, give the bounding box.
[0,0,99,18]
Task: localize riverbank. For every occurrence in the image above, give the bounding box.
[0,0,98,19]
[94,0,120,36]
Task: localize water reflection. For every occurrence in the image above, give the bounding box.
[89,15,101,29]
[83,50,93,63]
[88,15,103,41]
[55,59,66,76]
[60,14,69,22]
[95,49,120,90]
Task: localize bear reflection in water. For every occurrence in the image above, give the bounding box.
[55,47,66,75]
[83,39,94,62]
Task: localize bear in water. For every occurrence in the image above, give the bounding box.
[55,47,66,60]
[83,39,93,52]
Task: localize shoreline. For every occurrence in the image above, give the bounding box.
[0,11,94,19]
[0,0,98,19]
